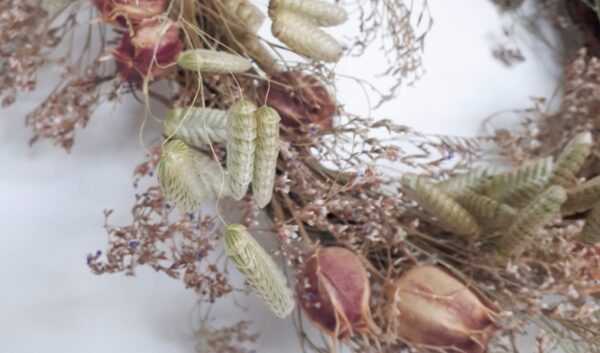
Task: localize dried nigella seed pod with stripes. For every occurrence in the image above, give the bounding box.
[158,139,221,213]
[581,200,600,245]
[224,224,295,318]
[163,106,228,147]
[227,99,257,200]
[438,168,497,198]
[455,192,516,227]
[271,10,342,63]
[478,157,553,208]
[547,131,592,188]
[177,49,252,73]
[401,174,479,237]
[562,175,600,215]
[498,185,566,258]
[269,0,348,27]
[253,106,281,208]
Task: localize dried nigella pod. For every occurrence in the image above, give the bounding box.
[271,10,342,63]
[177,49,252,74]
[401,173,480,237]
[93,0,167,26]
[163,106,228,147]
[296,247,378,339]
[268,0,348,27]
[224,224,295,318]
[253,106,281,208]
[113,18,182,83]
[258,71,336,132]
[227,99,257,200]
[387,265,499,353]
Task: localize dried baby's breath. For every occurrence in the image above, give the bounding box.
[224,224,294,318]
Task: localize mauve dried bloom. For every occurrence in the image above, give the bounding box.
[258,71,336,132]
[296,246,377,339]
[113,18,182,83]
[93,0,167,26]
[386,265,498,353]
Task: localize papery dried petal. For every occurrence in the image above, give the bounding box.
[93,0,167,26]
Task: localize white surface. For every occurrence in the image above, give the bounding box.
[0,1,560,352]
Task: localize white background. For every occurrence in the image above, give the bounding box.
[0,1,561,352]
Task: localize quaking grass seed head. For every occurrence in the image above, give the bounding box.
[269,0,348,27]
[177,49,252,74]
[227,99,258,200]
[224,224,295,318]
[253,106,281,208]
[163,106,228,147]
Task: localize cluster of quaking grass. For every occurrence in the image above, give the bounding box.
[4,0,600,352]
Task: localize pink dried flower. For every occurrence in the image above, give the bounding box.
[113,18,182,83]
[93,0,168,26]
[296,246,377,339]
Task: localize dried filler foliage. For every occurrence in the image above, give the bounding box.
[3,1,600,353]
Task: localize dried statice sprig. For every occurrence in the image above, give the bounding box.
[88,186,232,303]
[195,320,258,353]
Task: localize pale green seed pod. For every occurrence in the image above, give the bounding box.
[236,1,266,33]
[438,168,497,198]
[401,174,479,238]
[548,131,592,188]
[271,10,342,63]
[227,99,257,200]
[498,185,566,258]
[479,157,553,208]
[163,107,227,147]
[240,33,280,74]
[177,49,252,73]
[253,106,281,208]
[158,139,221,212]
[562,175,600,216]
[455,192,516,227]
[224,224,295,318]
[269,0,348,27]
[581,200,600,245]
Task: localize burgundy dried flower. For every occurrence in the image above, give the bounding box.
[386,265,499,353]
[113,18,182,83]
[296,246,377,339]
[93,0,167,26]
[258,71,336,132]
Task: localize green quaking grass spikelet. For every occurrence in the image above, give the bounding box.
[253,106,280,208]
[236,1,266,33]
[548,131,592,188]
[498,185,567,258]
[158,139,223,213]
[479,157,553,208]
[177,49,252,73]
[455,192,516,227]
[271,10,342,63]
[269,0,348,27]
[224,224,295,318]
[438,168,497,198]
[581,200,600,245]
[163,107,227,147]
[227,99,257,200]
[401,174,479,237]
[562,175,600,215]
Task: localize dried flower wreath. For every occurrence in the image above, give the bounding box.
[3,0,600,352]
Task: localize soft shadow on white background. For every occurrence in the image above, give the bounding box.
[0,1,560,352]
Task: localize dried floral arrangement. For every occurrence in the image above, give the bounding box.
[4,0,600,352]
